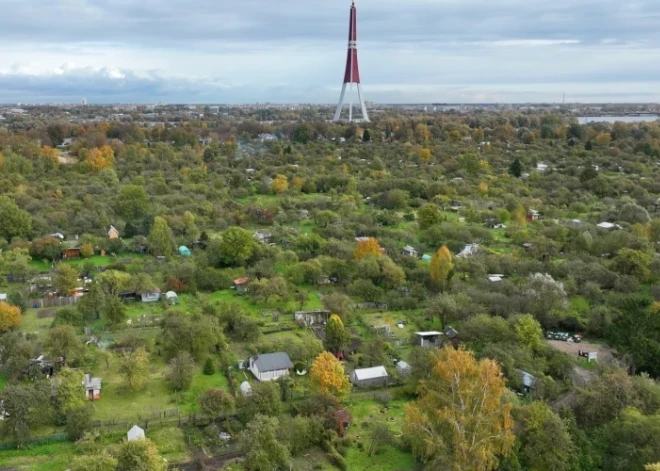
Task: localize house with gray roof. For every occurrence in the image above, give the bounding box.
[248,352,293,382]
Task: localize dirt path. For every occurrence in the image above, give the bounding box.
[546,339,615,364]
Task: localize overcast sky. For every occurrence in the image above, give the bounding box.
[0,0,658,104]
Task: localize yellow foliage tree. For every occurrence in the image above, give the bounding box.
[309,351,352,400]
[511,203,526,226]
[478,182,488,196]
[419,148,432,163]
[595,132,612,146]
[0,302,21,332]
[404,348,515,471]
[646,464,660,471]
[354,237,382,259]
[84,145,115,173]
[291,177,304,191]
[430,246,453,283]
[80,243,94,258]
[271,174,289,193]
[39,146,59,169]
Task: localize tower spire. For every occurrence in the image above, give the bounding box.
[333,1,369,123]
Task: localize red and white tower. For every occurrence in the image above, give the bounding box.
[333,1,369,123]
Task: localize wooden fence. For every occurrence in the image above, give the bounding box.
[29,296,77,308]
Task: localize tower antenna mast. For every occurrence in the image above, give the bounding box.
[334,1,369,122]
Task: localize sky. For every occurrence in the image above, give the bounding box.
[0,0,659,104]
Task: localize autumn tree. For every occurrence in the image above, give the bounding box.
[404,348,515,471]
[271,174,289,193]
[354,237,382,259]
[309,352,352,400]
[39,146,59,169]
[147,216,174,256]
[119,347,149,390]
[430,246,454,284]
[511,203,526,226]
[0,302,21,332]
[325,314,348,353]
[84,145,115,173]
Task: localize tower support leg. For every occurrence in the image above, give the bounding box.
[357,83,369,122]
[334,83,348,122]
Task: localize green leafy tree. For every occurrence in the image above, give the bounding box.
[70,452,117,471]
[77,282,106,321]
[147,216,175,256]
[612,248,651,281]
[245,381,282,418]
[161,312,225,362]
[214,227,255,266]
[115,184,150,221]
[44,325,83,364]
[203,357,216,375]
[322,292,352,322]
[0,196,32,240]
[119,347,150,391]
[66,406,93,441]
[325,314,348,353]
[514,314,544,353]
[513,402,577,471]
[200,388,235,419]
[103,296,127,326]
[0,383,50,445]
[52,264,79,295]
[53,367,86,416]
[116,438,167,471]
[240,415,291,471]
[418,204,442,230]
[165,351,195,391]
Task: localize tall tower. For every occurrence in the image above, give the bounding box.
[333,1,369,123]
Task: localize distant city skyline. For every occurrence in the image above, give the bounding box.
[0,0,658,104]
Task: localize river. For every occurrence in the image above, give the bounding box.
[577,116,659,124]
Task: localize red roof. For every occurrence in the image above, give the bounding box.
[234,277,249,285]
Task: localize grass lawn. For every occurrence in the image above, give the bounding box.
[0,441,77,471]
[341,398,418,471]
[0,373,8,393]
[19,309,54,337]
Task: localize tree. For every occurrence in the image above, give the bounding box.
[509,158,522,178]
[325,314,349,353]
[0,383,49,445]
[514,314,544,353]
[30,236,62,261]
[363,129,371,142]
[594,132,612,146]
[203,357,216,375]
[200,388,235,419]
[182,210,199,242]
[430,246,454,284]
[513,402,576,471]
[95,270,132,296]
[116,184,150,221]
[66,405,93,441]
[418,204,442,230]
[602,408,660,471]
[612,248,651,281]
[84,145,115,173]
[404,348,515,471]
[80,243,94,258]
[309,352,352,400]
[161,312,225,362]
[70,452,117,471]
[361,338,389,367]
[52,264,79,295]
[44,325,83,364]
[322,292,352,322]
[116,438,167,471]
[165,351,195,391]
[245,381,282,418]
[77,282,106,321]
[354,237,382,259]
[241,415,291,471]
[119,347,150,390]
[214,227,255,266]
[0,248,33,280]
[0,196,32,240]
[0,302,21,332]
[53,367,86,417]
[103,296,127,326]
[369,422,394,457]
[271,174,289,193]
[511,203,526,226]
[147,216,174,256]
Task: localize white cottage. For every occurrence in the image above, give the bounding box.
[248,352,293,382]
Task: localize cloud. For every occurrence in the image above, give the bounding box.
[0,0,658,103]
